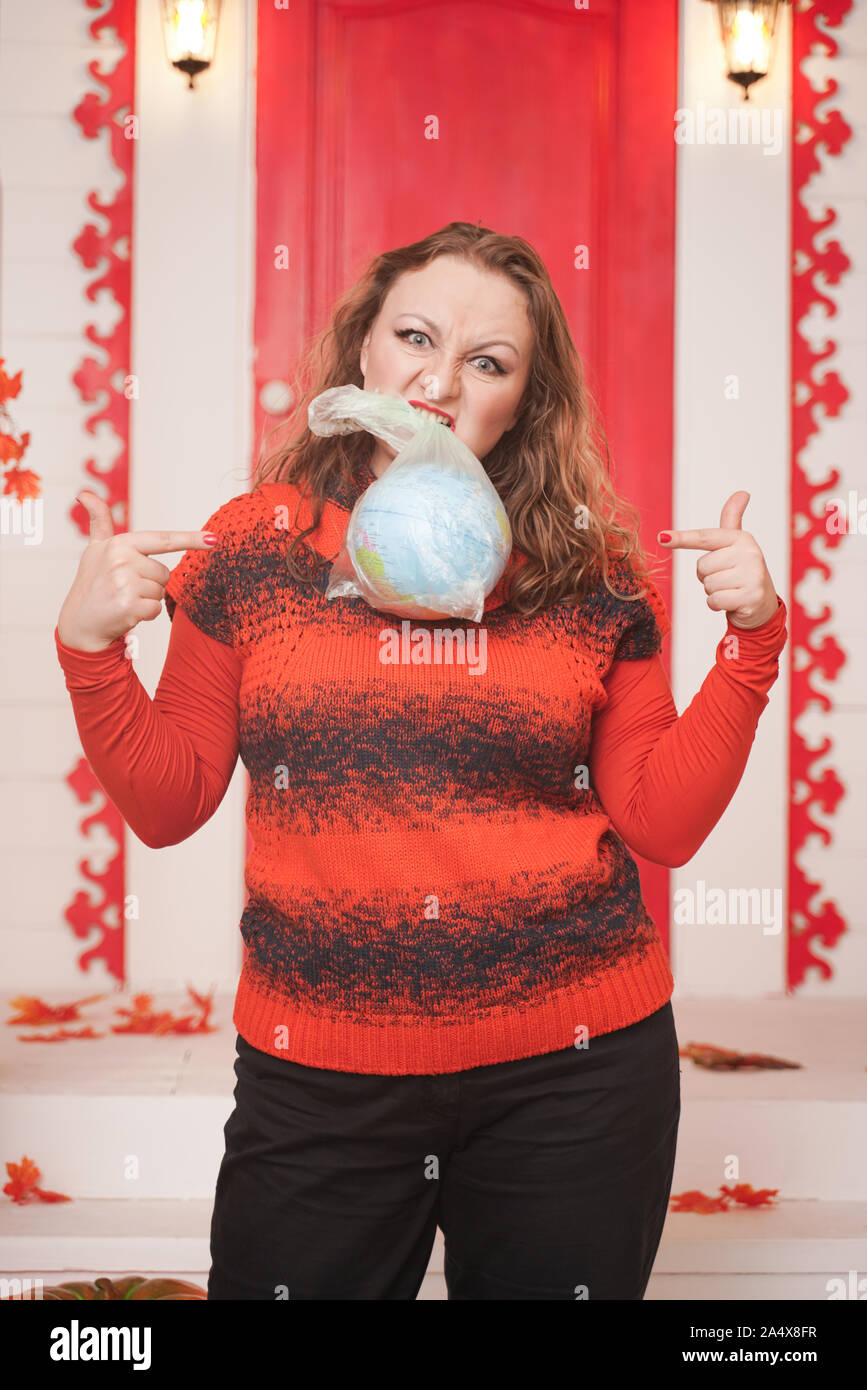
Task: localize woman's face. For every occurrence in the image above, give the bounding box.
[359,254,534,476]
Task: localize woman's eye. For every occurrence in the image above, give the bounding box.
[395,329,505,376]
[471,356,506,376]
[396,328,430,347]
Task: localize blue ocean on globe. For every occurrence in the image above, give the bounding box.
[346,462,511,613]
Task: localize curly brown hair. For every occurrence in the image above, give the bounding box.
[252,220,663,616]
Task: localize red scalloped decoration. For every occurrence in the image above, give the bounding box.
[70,0,135,526]
[65,1,136,981]
[789,0,853,986]
[63,757,125,980]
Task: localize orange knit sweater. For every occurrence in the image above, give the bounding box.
[55,459,788,1074]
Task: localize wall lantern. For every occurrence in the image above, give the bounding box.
[703,0,792,100]
[161,0,222,90]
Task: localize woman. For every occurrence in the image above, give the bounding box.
[55,222,787,1300]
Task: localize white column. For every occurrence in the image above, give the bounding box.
[671,0,792,995]
[126,0,257,991]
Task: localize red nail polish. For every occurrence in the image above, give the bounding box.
[658,532,671,544]
[203,533,219,546]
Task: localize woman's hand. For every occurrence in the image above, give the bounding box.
[56,490,218,652]
[657,491,779,630]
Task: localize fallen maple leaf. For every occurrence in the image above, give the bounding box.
[679,1042,801,1071]
[670,1189,730,1214]
[671,1182,780,1213]
[111,985,216,1036]
[719,1183,779,1208]
[7,994,106,1026]
[185,983,215,1026]
[3,1156,71,1205]
[17,1026,104,1042]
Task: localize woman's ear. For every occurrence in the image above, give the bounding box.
[360,330,371,377]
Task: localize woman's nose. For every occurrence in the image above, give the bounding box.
[419,360,461,403]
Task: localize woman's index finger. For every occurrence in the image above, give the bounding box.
[662,528,737,551]
[128,530,216,555]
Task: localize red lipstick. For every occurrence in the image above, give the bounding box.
[407,399,455,429]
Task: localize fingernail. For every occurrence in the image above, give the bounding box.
[658,532,671,544]
[203,533,219,546]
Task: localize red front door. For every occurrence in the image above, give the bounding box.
[253,0,677,941]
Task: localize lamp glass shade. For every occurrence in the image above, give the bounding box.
[161,0,222,77]
[713,1,782,88]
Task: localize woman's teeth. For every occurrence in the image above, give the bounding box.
[411,404,452,428]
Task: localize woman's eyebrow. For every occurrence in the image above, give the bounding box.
[396,311,519,355]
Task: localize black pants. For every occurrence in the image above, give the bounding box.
[207,1001,681,1300]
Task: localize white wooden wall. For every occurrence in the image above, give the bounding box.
[672,0,867,999]
[672,0,791,996]
[0,0,863,999]
[0,0,253,994]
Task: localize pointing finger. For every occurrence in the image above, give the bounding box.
[657,527,744,551]
[126,530,218,555]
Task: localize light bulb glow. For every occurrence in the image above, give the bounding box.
[730,8,772,69]
[172,2,208,58]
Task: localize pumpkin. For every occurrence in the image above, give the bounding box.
[2,1274,206,1300]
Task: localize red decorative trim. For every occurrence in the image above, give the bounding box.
[63,760,126,981]
[66,0,137,982]
[789,0,853,986]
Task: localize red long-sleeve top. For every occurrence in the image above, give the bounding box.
[54,466,788,1074]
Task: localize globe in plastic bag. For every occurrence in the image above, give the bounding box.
[308,385,512,622]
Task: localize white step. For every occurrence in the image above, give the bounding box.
[2,994,865,1200]
[2,1198,865,1301]
[0,997,236,1200]
[671,995,867,1201]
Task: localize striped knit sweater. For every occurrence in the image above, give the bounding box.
[55,457,788,1074]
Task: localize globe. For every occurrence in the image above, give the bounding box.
[343,462,511,619]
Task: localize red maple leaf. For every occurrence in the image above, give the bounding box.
[670,1189,731,1214]
[671,1182,781,1213]
[3,1156,71,1205]
[719,1183,779,1208]
[7,994,106,1026]
[2,464,40,500]
[111,993,174,1034]
[679,1041,801,1071]
[18,1026,104,1042]
[0,360,23,402]
[110,985,216,1036]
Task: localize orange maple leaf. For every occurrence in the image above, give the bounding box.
[679,1041,800,1071]
[7,994,106,1026]
[671,1182,781,1213]
[0,360,23,402]
[3,1156,71,1205]
[185,983,215,1021]
[18,1026,104,1042]
[719,1183,779,1208]
[670,1189,731,1214]
[2,463,40,499]
[111,993,173,1034]
[111,985,217,1036]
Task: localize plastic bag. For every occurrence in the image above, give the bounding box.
[308,385,512,622]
